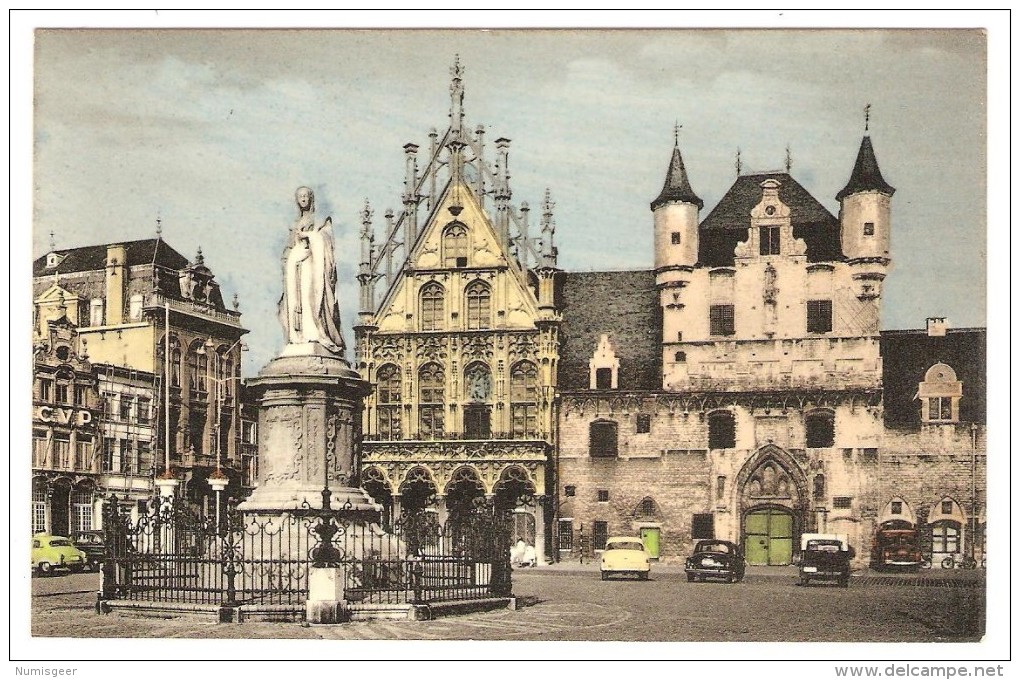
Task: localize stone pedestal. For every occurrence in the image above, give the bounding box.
[237,352,380,517]
[306,566,350,624]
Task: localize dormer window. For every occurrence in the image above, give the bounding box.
[918,362,962,424]
[46,253,64,268]
[589,334,620,390]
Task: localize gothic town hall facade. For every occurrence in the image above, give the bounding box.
[353,62,986,569]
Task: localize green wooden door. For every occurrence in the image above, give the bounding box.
[743,508,794,565]
[640,527,661,559]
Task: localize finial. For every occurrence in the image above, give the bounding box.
[543,188,555,216]
[785,145,792,173]
[195,247,204,266]
[674,121,681,147]
[232,293,239,311]
[49,231,55,252]
[864,103,871,132]
[81,338,88,361]
[361,198,373,227]
[156,214,162,238]
[736,148,742,176]
[451,53,463,79]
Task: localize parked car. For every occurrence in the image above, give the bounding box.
[685,540,746,583]
[32,534,88,576]
[600,536,651,581]
[799,533,852,587]
[869,522,923,572]
[71,530,106,572]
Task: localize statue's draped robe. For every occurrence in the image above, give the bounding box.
[279,214,346,355]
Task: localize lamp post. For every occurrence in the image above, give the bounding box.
[202,338,246,532]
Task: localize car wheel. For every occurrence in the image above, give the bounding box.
[38,562,52,576]
[600,571,608,581]
[726,573,735,584]
[639,572,648,581]
[799,574,809,587]
[686,573,695,582]
[840,576,850,588]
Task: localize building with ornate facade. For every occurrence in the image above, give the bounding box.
[354,59,560,562]
[32,237,250,523]
[554,133,986,567]
[349,61,986,569]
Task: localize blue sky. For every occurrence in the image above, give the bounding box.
[25,21,992,378]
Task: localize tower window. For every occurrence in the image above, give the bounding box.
[863,222,875,236]
[636,414,651,434]
[759,226,781,255]
[806,300,833,334]
[709,304,735,336]
[707,411,736,449]
[595,367,612,390]
[589,420,618,458]
[805,411,835,448]
[671,232,681,245]
[674,351,686,363]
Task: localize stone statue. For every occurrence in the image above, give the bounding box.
[279,186,346,356]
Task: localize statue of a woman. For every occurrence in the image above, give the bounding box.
[278,186,346,356]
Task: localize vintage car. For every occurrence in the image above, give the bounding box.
[869,522,923,572]
[32,534,88,576]
[71,530,106,572]
[799,533,852,587]
[600,536,651,581]
[685,540,745,583]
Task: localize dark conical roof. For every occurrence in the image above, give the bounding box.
[650,144,703,211]
[836,136,895,201]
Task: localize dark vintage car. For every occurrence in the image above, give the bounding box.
[799,533,852,587]
[71,530,106,572]
[685,540,745,583]
[869,521,924,572]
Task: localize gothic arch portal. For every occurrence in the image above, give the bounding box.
[736,444,810,566]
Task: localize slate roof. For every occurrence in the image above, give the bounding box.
[880,327,986,430]
[650,145,703,211]
[33,238,190,276]
[836,136,895,201]
[698,172,842,266]
[557,270,662,391]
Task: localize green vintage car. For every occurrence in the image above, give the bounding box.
[32,534,88,576]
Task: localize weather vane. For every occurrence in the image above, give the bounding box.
[864,103,871,132]
[735,148,742,176]
[785,145,792,173]
[674,120,681,146]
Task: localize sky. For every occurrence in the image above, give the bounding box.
[10,10,1011,671]
[23,18,994,378]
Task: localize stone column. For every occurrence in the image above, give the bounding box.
[436,495,448,526]
[392,494,402,523]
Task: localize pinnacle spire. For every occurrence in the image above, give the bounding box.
[836,134,895,201]
[651,131,703,211]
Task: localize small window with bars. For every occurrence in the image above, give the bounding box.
[558,520,574,552]
[589,421,618,458]
[692,513,715,539]
[594,521,609,551]
[806,300,833,334]
[636,414,651,434]
[833,496,853,510]
[597,489,609,502]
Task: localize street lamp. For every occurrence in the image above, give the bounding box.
[201,338,246,532]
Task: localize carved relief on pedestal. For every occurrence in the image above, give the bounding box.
[325,406,356,485]
[260,408,303,485]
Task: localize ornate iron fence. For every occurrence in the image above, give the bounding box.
[99,493,513,612]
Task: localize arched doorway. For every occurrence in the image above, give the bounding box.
[494,466,537,546]
[445,467,486,522]
[399,467,438,514]
[743,506,795,565]
[362,466,393,528]
[737,445,808,566]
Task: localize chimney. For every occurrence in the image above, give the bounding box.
[926,317,948,337]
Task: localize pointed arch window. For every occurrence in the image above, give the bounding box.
[510,361,539,438]
[465,280,491,330]
[443,223,469,268]
[418,363,445,439]
[420,283,445,331]
[377,364,402,441]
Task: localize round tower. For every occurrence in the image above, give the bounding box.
[836,132,895,317]
[651,140,703,276]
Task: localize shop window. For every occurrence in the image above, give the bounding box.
[707,411,736,450]
[807,300,833,334]
[589,420,618,458]
[709,304,735,336]
[636,414,651,434]
[32,488,47,534]
[805,411,835,448]
[692,513,715,540]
